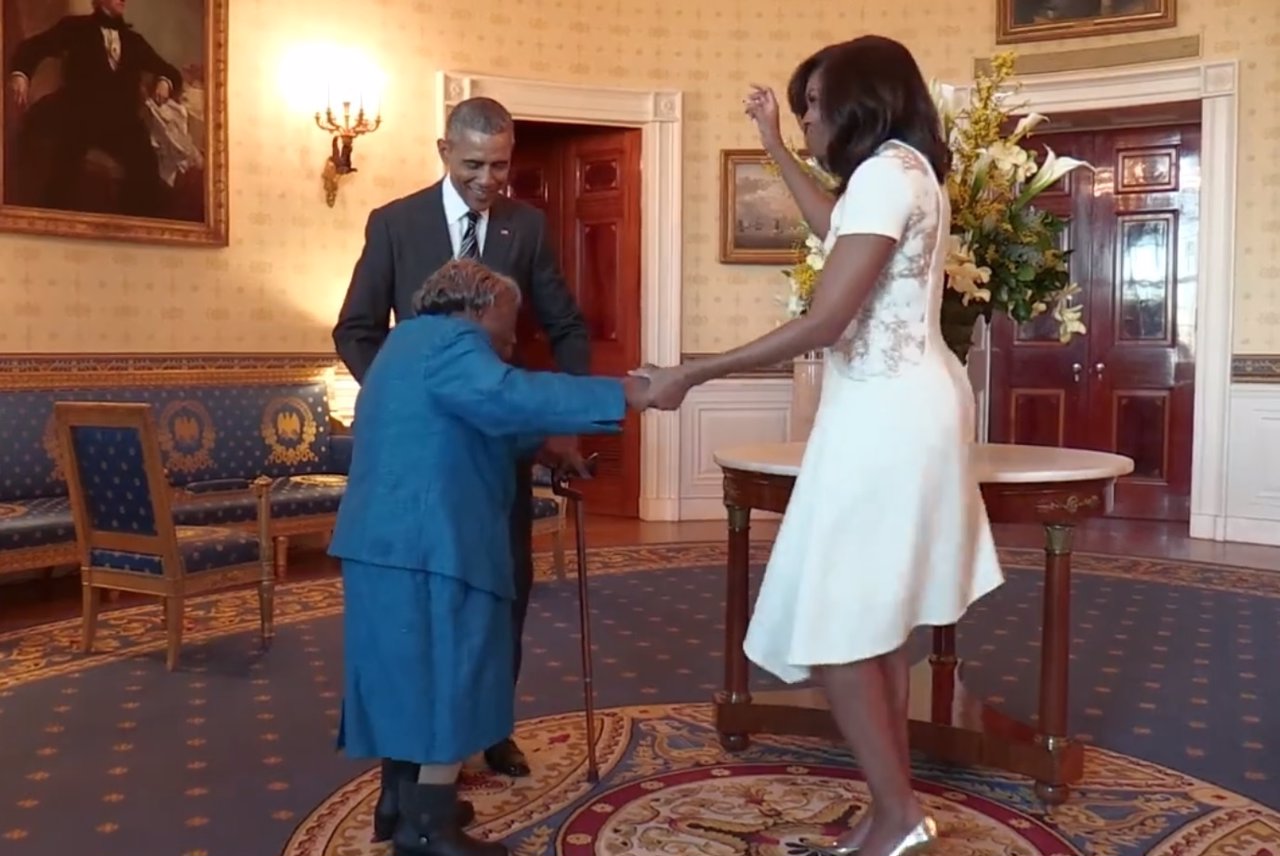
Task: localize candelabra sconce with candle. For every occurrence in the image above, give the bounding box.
[315,98,382,207]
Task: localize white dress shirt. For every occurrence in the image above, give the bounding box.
[441,178,488,258]
[102,27,121,71]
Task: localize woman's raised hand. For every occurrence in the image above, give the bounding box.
[744,84,784,153]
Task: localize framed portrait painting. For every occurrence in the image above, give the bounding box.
[719,148,806,266]
[0,0,228,246]
[997,0,1176,44]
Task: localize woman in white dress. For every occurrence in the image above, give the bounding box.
[636,36,1005,856]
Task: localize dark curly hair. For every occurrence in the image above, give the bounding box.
[786,36,949,190]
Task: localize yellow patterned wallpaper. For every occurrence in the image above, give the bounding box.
[0,0,1276,354]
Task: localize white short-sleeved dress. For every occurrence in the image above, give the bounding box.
[742,140,1005,683]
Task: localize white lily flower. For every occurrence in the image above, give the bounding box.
[1010,112,1048,142]
[944,236,993,305]
[1017,146,1092,207]
[1051,283,1087,342]
[988,140,1035,181]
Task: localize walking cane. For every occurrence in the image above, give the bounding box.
[551,454,600,784]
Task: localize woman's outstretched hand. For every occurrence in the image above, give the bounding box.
[744,84,784,153]
[628,364,693,411]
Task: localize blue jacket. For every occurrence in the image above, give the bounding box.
[328,314,625,599]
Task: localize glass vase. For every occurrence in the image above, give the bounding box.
[788,351,824,443]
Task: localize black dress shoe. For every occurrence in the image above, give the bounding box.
[483,738,530,778]
[392,782,506,856]
[374,759,475,842]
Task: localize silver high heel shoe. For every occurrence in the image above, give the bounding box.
[811,816,938,856]
[884,816,938,856]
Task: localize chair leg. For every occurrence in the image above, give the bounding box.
[259,578,275,646]
[261,541,277,646]
[80,578,100,654]
[273,536,289,580]
[164,596,184,671]
[552,530,567,580]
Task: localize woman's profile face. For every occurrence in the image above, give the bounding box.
[477,291,519,361]
[800,70,830,163]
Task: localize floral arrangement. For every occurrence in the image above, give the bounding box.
[770,52,1090,362]
[936,52,1089,360]
[767,153,840,320]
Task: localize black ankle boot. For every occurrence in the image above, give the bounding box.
[392,782,506,856]
[373,759,419,842]
[374,760,476,842]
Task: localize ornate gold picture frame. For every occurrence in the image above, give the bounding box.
[1,0,228,246]
[719,148,806,266]
[997,0,1176,45]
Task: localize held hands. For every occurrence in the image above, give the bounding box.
[628,364,693,411]
[743,84,784,153]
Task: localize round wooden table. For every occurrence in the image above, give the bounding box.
[712,441,1134,804]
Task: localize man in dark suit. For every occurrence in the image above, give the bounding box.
[333,96,590,839]
[5,0,182,216]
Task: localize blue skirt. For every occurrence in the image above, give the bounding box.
[337,560,514,764]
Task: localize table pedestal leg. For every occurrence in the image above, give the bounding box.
[930,626,957,664]
[1036,522,1075,805]
[720,504,752,751]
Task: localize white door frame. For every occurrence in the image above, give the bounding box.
[956,59,1239,540]
[436,72,685,521]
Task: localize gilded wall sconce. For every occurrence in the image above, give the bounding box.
[316,98,381,207]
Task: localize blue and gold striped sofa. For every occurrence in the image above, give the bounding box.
[0,354,350,581]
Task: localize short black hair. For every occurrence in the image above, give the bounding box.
[787,36,949,190]
[445,97,514,141]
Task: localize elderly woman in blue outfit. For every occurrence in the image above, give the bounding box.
[329,259,651,856]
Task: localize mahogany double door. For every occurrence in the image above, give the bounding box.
[988,121,1201,521]
[507,121,643,517]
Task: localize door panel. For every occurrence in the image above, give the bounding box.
[507,122,643,517]
[1085,124,1199,520]
[988,122,1199,522]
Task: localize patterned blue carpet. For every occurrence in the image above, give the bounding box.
[0,542,1276,856]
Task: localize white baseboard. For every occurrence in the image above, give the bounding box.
[1220,383,1280,546]
[679,376,792,520]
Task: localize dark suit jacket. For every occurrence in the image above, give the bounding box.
[332,181,590,383]
[7,13,183,117]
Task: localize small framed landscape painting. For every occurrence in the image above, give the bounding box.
[719,148,806,266]
[997,0,1176,45]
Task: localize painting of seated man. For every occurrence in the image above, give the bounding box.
[1,0,227,245]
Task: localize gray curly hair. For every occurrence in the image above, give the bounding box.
[411,258,522,317]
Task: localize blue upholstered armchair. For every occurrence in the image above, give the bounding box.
[54,402,276,671]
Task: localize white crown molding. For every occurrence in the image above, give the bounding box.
[954,59,1239,541]
[437,71,684,520]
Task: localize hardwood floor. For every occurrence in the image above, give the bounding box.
[2,517,1277,635]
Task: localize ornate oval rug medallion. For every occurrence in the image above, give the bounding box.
[557,764,1072,856]
[280,704,1278,856]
